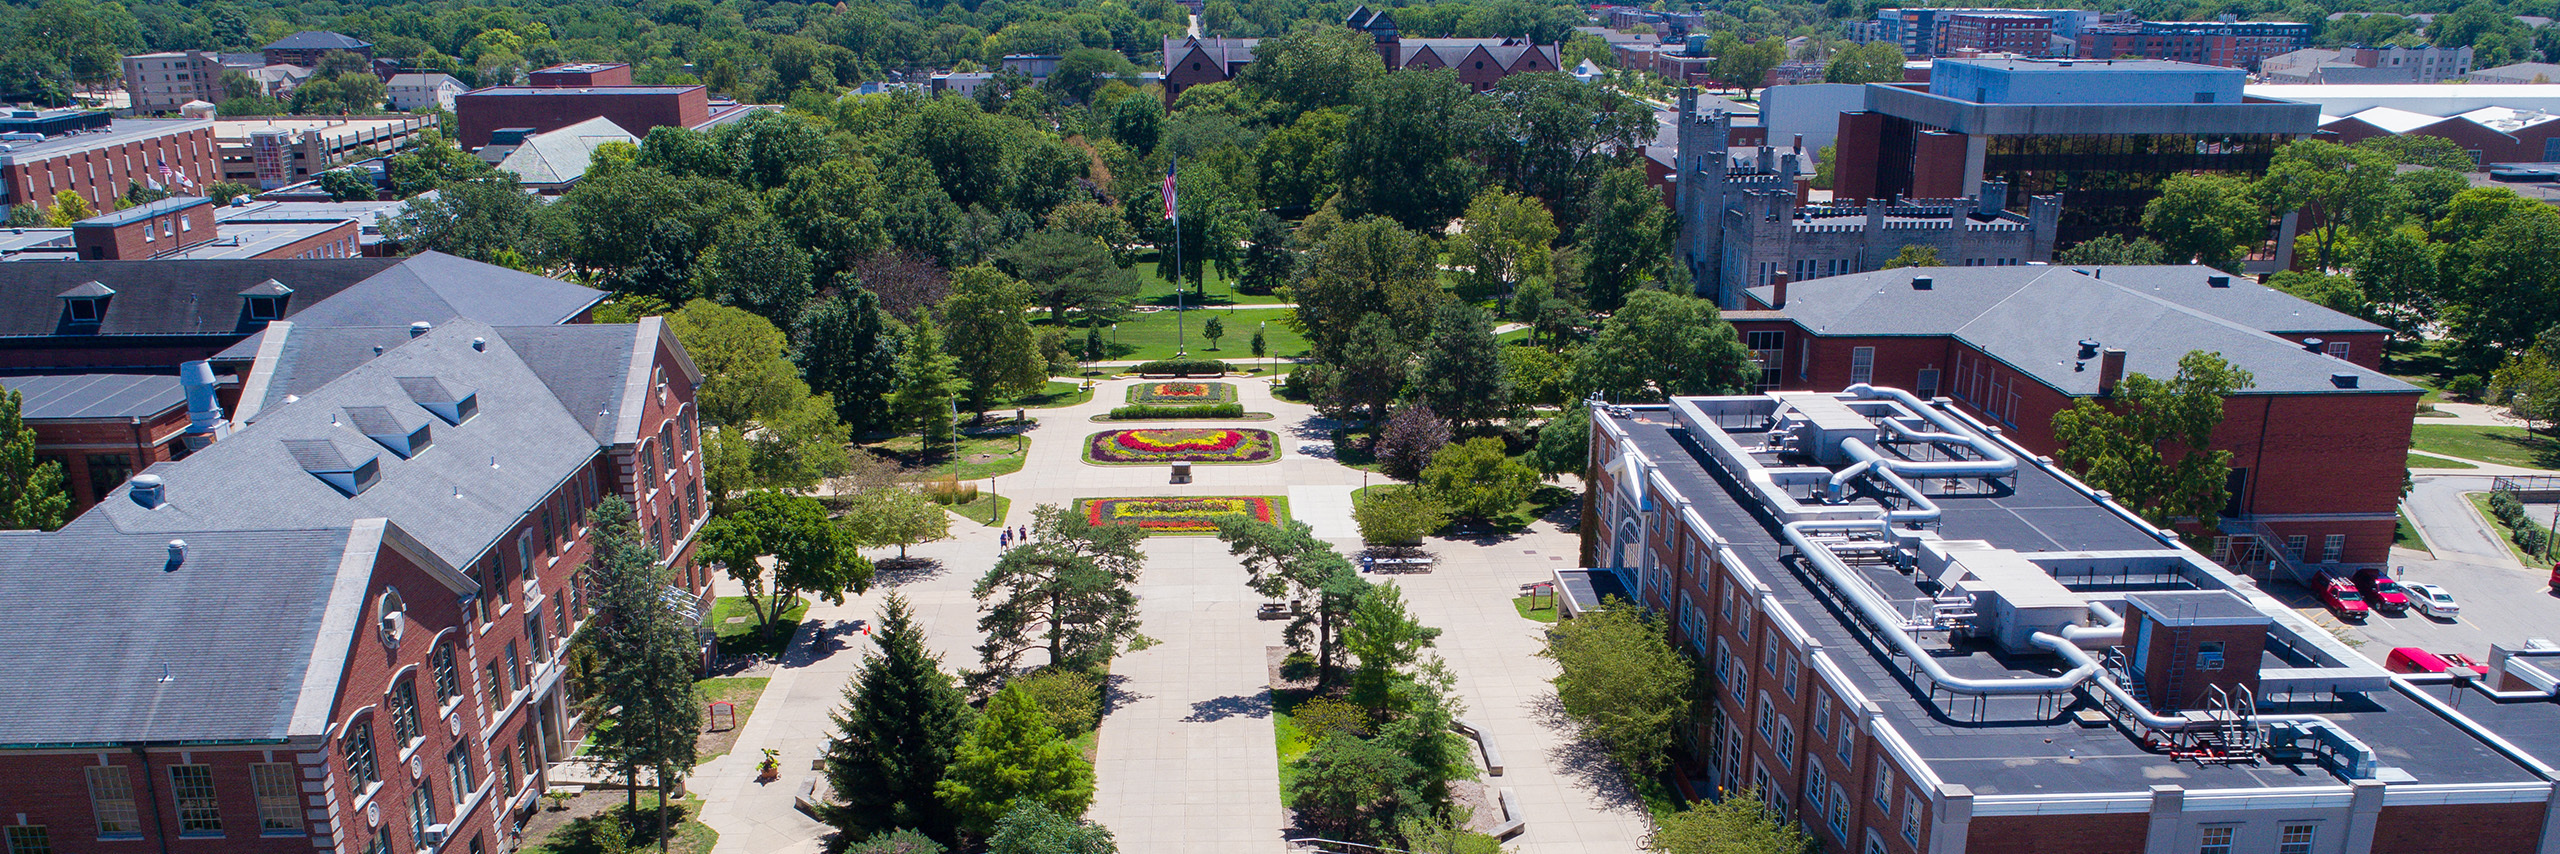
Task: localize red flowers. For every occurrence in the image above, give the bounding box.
[1082,496,1277,533]
[1087,428,1276,464]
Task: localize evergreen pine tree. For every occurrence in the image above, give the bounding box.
[934,684,1096,838]
[1409,302,1508,428]
[888,314,969,453]
[795,288,905,437]
[0,389,68,530]
[579,498,704,838]
[824,593,971,845]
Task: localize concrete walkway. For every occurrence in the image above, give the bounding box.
[696,376,1652,852]
[2406,474,2528,569]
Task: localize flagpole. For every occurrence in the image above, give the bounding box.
[1171,161,1185,359]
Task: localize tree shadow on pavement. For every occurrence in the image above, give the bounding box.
[1529,692,1643,811]
[1104,673,1150,719]
[1181,692,1272,722]
[872,556,949,587]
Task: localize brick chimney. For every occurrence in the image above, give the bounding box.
[2098,348,2127,396]
[1769,271,1790,310]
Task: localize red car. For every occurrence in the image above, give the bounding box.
[2320,577,2371,621]
[2353,567,2411,615]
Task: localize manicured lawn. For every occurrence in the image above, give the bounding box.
[1512,594,1560,623]
[1132,254,1288,306]
[2411,424,2560,469]
[2395,510,2429,555]
[1038,306,1307,364]
[524,794,716,854]
[1002,379,1093,409]
[944,492,1010,527]
[694,677,768,761]
[2410,451,2479,470]
[2466,493,2547,565]
[865,432,1030,480]
[1272,690,1314,806]
[711,595,808,659]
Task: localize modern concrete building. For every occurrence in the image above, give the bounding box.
[0,115,217,211]
[2259,45,2473,84]
[1859,8,2107,57]
[1160,5,1559,104]
[1582,383,2560,854]
[0,315,710,854]
[1832,59,2319,245]
[1674,101,2060,309]
[212,115,436,189]
[2077,19,2314,70]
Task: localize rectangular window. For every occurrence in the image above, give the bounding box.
[2322,534,2344,563]
[1784,653,1800,698]
[2279,825,2315,854]
[504,643,523,693]
[1915,368,1940,399]
[1758,694,1775,738]
[1837,713,1854,762]
[525,613,546,663]
[85,766,141,837]
[1874,766,1893,811]
[554,599,568,649]
[1776,719,1795,768]
[516,729,538,790]
[1902,791,1921,842]
[346,721,379,786]
[168,764,222,834]
[85,455,132,501]
[407,780,435,843]
[1850,347,1875,385]
[252,764,302,834]
[4,827,49,854]
[449,744,475,802]
[432,643,460,705]
[1829,786,1850,839]
[2284,535,2307,560]
[1813,695,1830,736]
[389,678,421,745]
[2198,826,2235,854]
[516,532,534,589]
[483,659,506,707]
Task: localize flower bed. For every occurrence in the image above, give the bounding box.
[1078,496,1284,534]
[1085,428,1278,464]
[1128,381,1237,406]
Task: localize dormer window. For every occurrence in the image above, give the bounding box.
[285,438,382,496]
[344,405,433,458]
[59,280,113,326]
[397,377,479,426]
[240,279,292,322]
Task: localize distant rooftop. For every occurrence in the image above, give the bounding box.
[460,85,703,97]
[74,195,209,229]
[0,118,211,164]
[0,373,185,420]
[261,31,370,51]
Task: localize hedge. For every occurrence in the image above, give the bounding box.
[1131,358,1230,377]
[1107,403,1247,420]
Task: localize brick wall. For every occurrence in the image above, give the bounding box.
[454,88,709,150]
[31,408,191,512]
[1966,814,2147,854]
[253,220,363,260]
[2,125,218,211]
[73,200,214,260]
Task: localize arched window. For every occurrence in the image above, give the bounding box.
[342,715,379,786]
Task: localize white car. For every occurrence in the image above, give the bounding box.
[2405,582,2460,618]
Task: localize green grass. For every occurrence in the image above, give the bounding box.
[2410,451,2479,470]
[711,595,808,658]
[2411,424,2560,469]
[525,794,717,854]
[2395,510,2429,555]
[1512,594,1561,623]
[1002,379,1093,409]
[866,432,1031,480]
[1132,254,1287,306]
[1038,306,1307,364]
[1480,483,1580,534]
[944,492,1010,527]
[694,677,768,761]
[1272,690,1315,806]
[2467,493,2548,565]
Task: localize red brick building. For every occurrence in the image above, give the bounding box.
[527,62,635,88]
[452,83,758,151]
[1940,13,2056,56]
[0,318,710,854]
[0,372,193,512]
[1159,5,1557,104]
[2076,20,2313,70]
[1727,265,2412,569]
[1582,386,2560,854]
[63,195,359,262]
[0,117,217,212]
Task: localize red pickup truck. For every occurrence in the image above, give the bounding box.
[2352,567,2412,615]
[2320,576,2371,621]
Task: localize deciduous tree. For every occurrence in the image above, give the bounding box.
[2255,140,2394,269]
[1215,516,1366,687]
[995,230,1138,322]
[1354,486,1449,548]
[1578,166,1672,312]
[1449,189,1558,304]
[0,388,67,531]
[1647,791,1813,854]
[943,266,1049,417]
[699,490,872,628]
[1567,291,1754,403]
[1881,244,1942,269]
[1419,437,1537,523]
[1540,599,1692,777]
[2144,173,2265,271]
[2051,351,2254,530]
[839,486,952,559]
[987,804,1116,854]
[1294,216,1447,361]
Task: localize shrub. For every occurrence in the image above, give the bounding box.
[1105,403,1247,419]
[2518,525,2547,555]
[1375,404,1451,481]
[844,829,948,854]
[1014,669,1103,739]
[2447,374,2486,400]
[1130,358,1230,376]
[1291,696,1372,741]
[2492,491,2527,526]
[922,475,980,506]
[1280,651,1318,681]
[1355,485,1449,546]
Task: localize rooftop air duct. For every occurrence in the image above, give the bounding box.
[130,474,165,509]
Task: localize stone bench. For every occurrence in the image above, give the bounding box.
[1453,717,1503,776]
[1492,787,1525,840]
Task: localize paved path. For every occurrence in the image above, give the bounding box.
[699,376,1652,852]
[2406,474,2526,569]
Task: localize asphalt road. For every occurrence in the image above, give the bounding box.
[2326,473,2560,663]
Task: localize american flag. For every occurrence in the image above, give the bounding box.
[1161,157,1177,222]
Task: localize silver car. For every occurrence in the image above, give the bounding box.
[2405,581,2460,618]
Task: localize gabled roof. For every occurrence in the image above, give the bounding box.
[260,251,606,330]
[1744,266,2409,395]
[0,258,396,338]
[2340,105,2446,134]
[262,31,371,51]
[494,116,637,187]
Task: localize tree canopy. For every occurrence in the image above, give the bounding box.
[2051,351,2255,530]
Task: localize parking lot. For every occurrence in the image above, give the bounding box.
[2313,544,2560,665]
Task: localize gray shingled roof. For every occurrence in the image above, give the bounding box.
[0,252,599,343]
[241,325,447,417]
[276,252,605,330]
[91,319,614,571]
[1745,266,2412,395]
[0,373,186,419]
[495,324,642,443]
[262,30,371,50]
[0,526,359,745]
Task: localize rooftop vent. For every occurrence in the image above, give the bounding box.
[166,539,186,569]
[130,474,165,509]
[409,320,431,337]
[471,337,486,351]
[284,438,381,496]
[1912,275,1934,290]
[2331,372,2359,388]
[397,376,479,426]
[2302,337,2324,353]
[344,405,432,458]
[2207,275,2231,288]
[2076,339,2101,360]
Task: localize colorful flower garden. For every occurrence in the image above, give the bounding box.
[1085,428,1278,464]
[1077,496,1284,534]
[1127,381,1237,405]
